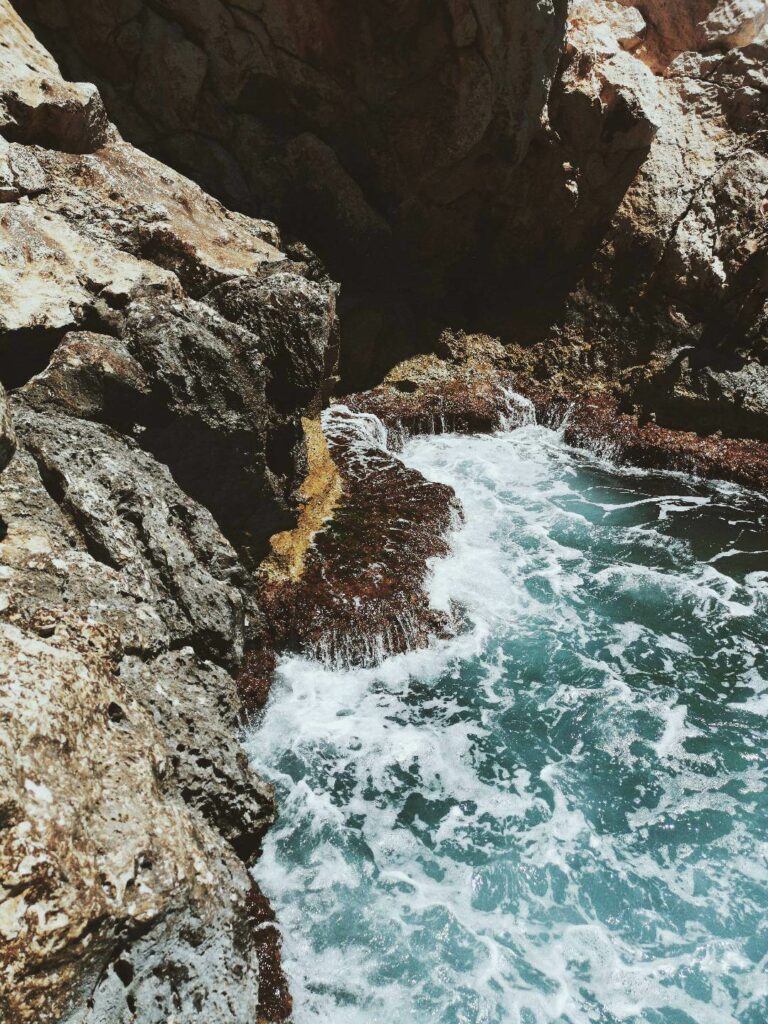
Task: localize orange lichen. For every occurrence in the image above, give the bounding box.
[260,416,343,584]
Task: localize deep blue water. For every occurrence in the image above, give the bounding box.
[247,421,768,1024]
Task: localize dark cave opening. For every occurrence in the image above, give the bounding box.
[0,327,68,391]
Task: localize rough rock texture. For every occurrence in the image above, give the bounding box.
[0,618,263,1024]
[350,332,768,491]
[14,0,767,423]
[345,332,535,438]
[623,0,768,68]
[0,2,339,1019]
[14,0,569,384]
[240,403,461,687]
[525,0,768,440]
[0,382,14,470]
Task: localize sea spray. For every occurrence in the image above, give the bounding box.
[246,422,768,1024]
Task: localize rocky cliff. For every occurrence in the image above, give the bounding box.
[1,1,767,1021]
[0,2,337,1019]
[12,0,768,408]
[14,0,569,383]
[537,0,768,442]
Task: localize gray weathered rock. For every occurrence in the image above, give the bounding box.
[0,382,14,471]
[0,2,336,1019]
[0,617,263,1024]
[15,405,247,663]
[120,650,276,860]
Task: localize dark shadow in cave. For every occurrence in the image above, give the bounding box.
[13,0,653,393]
[0,327,69,391]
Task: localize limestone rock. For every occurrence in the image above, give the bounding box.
[621,0,768,66]
[15,0,569,383]
[14,405,246,664]
[0,137,45,201]
[0,1,334,1017]
[0,2,111,152]
[0,618,264,1024]
[542,2,768,437]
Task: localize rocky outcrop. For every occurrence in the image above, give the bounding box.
[1,617,264,1024]
[344,333,535,438]
[14,0,570,384]
[14,0,766,424]
[623,0,768,68]
[524,1,768,440]
[0,2,339,1019]
[236,339,528,701]
[237,403,460,709]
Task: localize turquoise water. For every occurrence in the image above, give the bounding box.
[246,420,768,1024]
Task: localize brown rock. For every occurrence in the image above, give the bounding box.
[15,0,569,383]
[0,617,262,1024]
[0,2,335,1018]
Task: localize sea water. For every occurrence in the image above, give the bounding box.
[245,419,768,1024]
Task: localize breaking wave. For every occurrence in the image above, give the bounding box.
[246,418,768,1024]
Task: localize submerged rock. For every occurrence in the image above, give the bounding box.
[345,333,768,492]
[244,404,461,679]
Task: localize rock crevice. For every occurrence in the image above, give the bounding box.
[16,0,765,414]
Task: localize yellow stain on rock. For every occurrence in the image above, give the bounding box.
[260,417,343,584]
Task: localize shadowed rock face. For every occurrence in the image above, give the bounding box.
[13,0,767,422]
[13,0,569,384]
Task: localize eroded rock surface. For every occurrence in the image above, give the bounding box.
[0,619,263,1024]
[242,404,461,679]
[0,2,338,1018]
[524,0,768,439]
[15,0,766,421]
[622,0,768,68]
[14,0,570,383]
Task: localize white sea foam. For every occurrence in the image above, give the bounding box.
[246,419,768,1024]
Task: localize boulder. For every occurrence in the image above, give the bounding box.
[0,618,263,1024]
